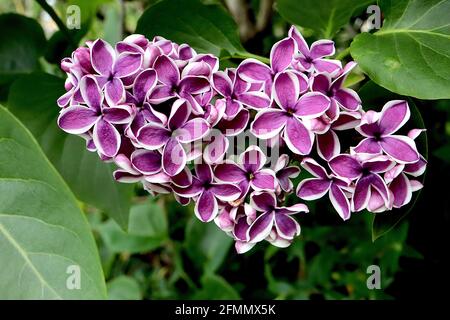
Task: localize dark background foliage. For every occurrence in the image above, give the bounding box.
[0,0,449,299]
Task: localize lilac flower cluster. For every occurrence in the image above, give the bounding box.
[57,26,426,254]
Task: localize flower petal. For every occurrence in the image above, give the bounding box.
[113,52,142,78]
[204,131,229,164]
[133,68,157,103]
[162,138,187,176]
[352,137,382,154]
[352,175,372,212]
[219,109,250,136]
[240,146,267,172]
[313,59,342,75]
[79,75,102,110]
[131,149,162,175]
[251,109,288,139]
[237,58,272,83]
[317,130,340,161]
[177,118,210,143]
[57,105,99,134]
[296,178,331,200]
[195,163,213,184]
[311,73,331,94]
[310,40,335,59]
[103,105,133,124]
[379,100,410,135]
[179,76,210,95]
[212,71,232,97]
[329,184,351,220]
[153,55,180,86]
[270,37,296,73]
[250,191,276,212]
[91,39,114,75]
[251,170,277,191]
[238,91,271,109]
[274,214,300,239]
[294,92,330,118]
[380,135,420,163]
[136,123,171,149]
[105,78,126,105]
[329,154,362,179]
[248,212,274,243]
[210,183,241,201]
[404,156,427,177]
[300,158,328,179]
[390,173,412,208]
[273,71,300,110]
[195,190,218,222]
[147,84,176,104]
[334,88,361,111]
[214,161,246,183]
[93,118,121,157]
[168,99,191,131]
[284,118,314,155]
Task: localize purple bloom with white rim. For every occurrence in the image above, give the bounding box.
[212,69,270,119]
[58,75,133,157]
[354,100,420,164]
[247,191,308,244]
[289,26,342,76]
[136,99,210,176]
[237,36,297,95]
[90,39,143,106]
[174,164,241,222]
[311,62,361,112]
[251,71,331,155]
[297,158,352,220]
[214,146,277,197]
[329,153,395,212]
[148,55,210,114]
[272,154,300,193]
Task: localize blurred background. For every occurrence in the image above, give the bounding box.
[1,0,449,300]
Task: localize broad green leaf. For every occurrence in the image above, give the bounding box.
[0,14,46,79]
[107,276,141,300]
[184,217,233,274]
[351,0,450,99]
[276,0,373,38]
[7,73,134,230]
[0,105,106,299]
[135,0,245,57]
[193,274,240,300]
[96,201,168,254]
[358,81,428,240]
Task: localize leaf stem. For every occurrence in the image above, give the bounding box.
[221,51,270,64]
[35,0,75,46]
[335,47,351,60]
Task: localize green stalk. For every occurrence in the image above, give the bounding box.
[35,0,75,46]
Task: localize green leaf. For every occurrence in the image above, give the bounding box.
[358,81,428,241]
[135,0,245,57]
[184,217,233,274]
[193,274,240,299]
[0,105,106,299]
[107,276,141,300]
[96,201,168,254]
[350,0,450,99]
[434,143,450,163]
[276,0,373,38]
[7,73,134,230]
[0,13,46,79]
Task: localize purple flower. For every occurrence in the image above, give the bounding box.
[329,153,394,212]
[251,71,331,154]
[311,62,361,111]
[58,75,133,157]
[289,26,341,75]
[247,191,308,244]
[90,39,143,106]
[272,154,300,193]
[136,99,210,176]
[212,68,270,119]
[354,100,420,163]
[297,158,351,220]
[315,111,362,161]
[214,146,277,198]
[173,164,241,222]
[148,55,210,114]
[237,36,297,94]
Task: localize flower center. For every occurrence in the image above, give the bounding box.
[373,132,382,141]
